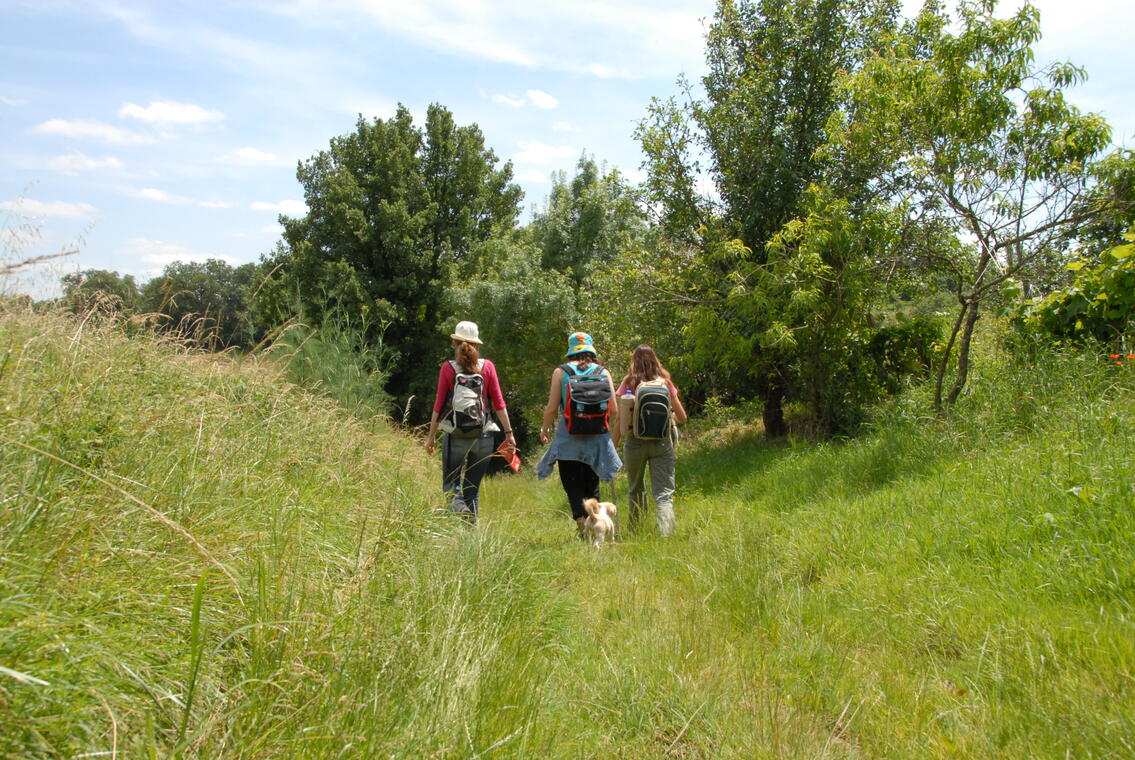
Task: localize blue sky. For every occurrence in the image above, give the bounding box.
[2,0,1132,297]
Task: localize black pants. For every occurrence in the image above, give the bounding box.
[558,459,600,520]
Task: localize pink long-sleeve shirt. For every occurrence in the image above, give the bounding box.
[432,359,507,414]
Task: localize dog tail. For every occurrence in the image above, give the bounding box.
[582,498,600,517]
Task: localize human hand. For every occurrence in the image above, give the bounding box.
[425,437,436,455]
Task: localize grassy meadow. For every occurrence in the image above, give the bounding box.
[1,305,1133,758]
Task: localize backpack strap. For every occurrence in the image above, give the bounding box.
[558,363,573,410]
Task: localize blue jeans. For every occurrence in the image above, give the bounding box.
[442,433,495,521]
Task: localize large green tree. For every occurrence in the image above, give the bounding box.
[140,259,257,349]
[270,103,522,407]
[443,234,579,446]
[831,0,1117,411]
[529,155,648,289]
[61,269,141,314]
[637,0,902,436]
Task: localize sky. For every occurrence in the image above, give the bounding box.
[2,0,1132,298]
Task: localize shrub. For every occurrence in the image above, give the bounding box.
[1014,233,1135,350]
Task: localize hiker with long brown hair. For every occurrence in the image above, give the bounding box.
[425,321,516,523]
[612,344,687,537]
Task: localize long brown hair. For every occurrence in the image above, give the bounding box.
[624,344,670,391]
[454,340,480,373]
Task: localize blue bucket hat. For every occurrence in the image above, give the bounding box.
[566,331,597,357]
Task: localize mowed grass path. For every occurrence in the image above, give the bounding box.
[2,307,1132,758]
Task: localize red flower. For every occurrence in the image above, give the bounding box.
[1128,354,1135,360]
[1110,354,1121,359]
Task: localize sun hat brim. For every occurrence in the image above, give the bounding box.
[451,333,482,345]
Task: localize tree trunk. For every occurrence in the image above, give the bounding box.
[933,299,968,414]
[944,299,981,407]
[762,381,788,439]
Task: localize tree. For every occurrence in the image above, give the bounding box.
[443,235,579,446]
[831,0,1117,412]
[580,240,702,396]
[140,259,257,348]
[637,0,901,435]
[61,269,140,313]
[1059,149,1135,264]
[529,155,648,288]
[273,103,522,408]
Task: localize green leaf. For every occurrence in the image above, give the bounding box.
[1066,261,1084,271]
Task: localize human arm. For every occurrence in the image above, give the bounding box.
[539,368,563,444]
[495,408,516,451]
[425,411,441,455]
[481,360,517,450]
[424,363,453,454]
[669,381,688,424]
[610,375,626,445]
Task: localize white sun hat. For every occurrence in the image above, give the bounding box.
[450,320,483,345]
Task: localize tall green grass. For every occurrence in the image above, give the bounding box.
[2,305,1133,758]
[0,307,573,758]
[267,312,393,420]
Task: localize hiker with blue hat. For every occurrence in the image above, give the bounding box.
[536,332,622,537]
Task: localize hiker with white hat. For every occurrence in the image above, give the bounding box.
[425,321,516,522]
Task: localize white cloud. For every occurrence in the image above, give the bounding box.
[2,96,27,107]
[119,237,242,274]
[119,100,225,125]
[344,96,399,120]
[303,0,706,79]
[491,90,559,109]
[581,62,636,80]
[514,169,548,183]
[124,187,236,208]
[47,153,124,174]
[130,187,182,203]
[514,141,576,165]
[552,120,581,133]
[620,167,648,185]
[526,89,558,109]
[492,93,526,108]
[99,3,349,108]
[251,200,308,215]
[33,119,155,145]
[0,198,98,219]
[232,146,277,162]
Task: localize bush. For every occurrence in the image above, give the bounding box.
[268,311,393,420]
[1014,233,1135,350]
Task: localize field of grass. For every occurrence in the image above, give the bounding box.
[2,306,1133,758]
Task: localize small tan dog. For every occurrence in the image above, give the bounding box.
[581,498,617,547]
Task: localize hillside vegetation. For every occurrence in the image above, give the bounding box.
[1,307,1133,758]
